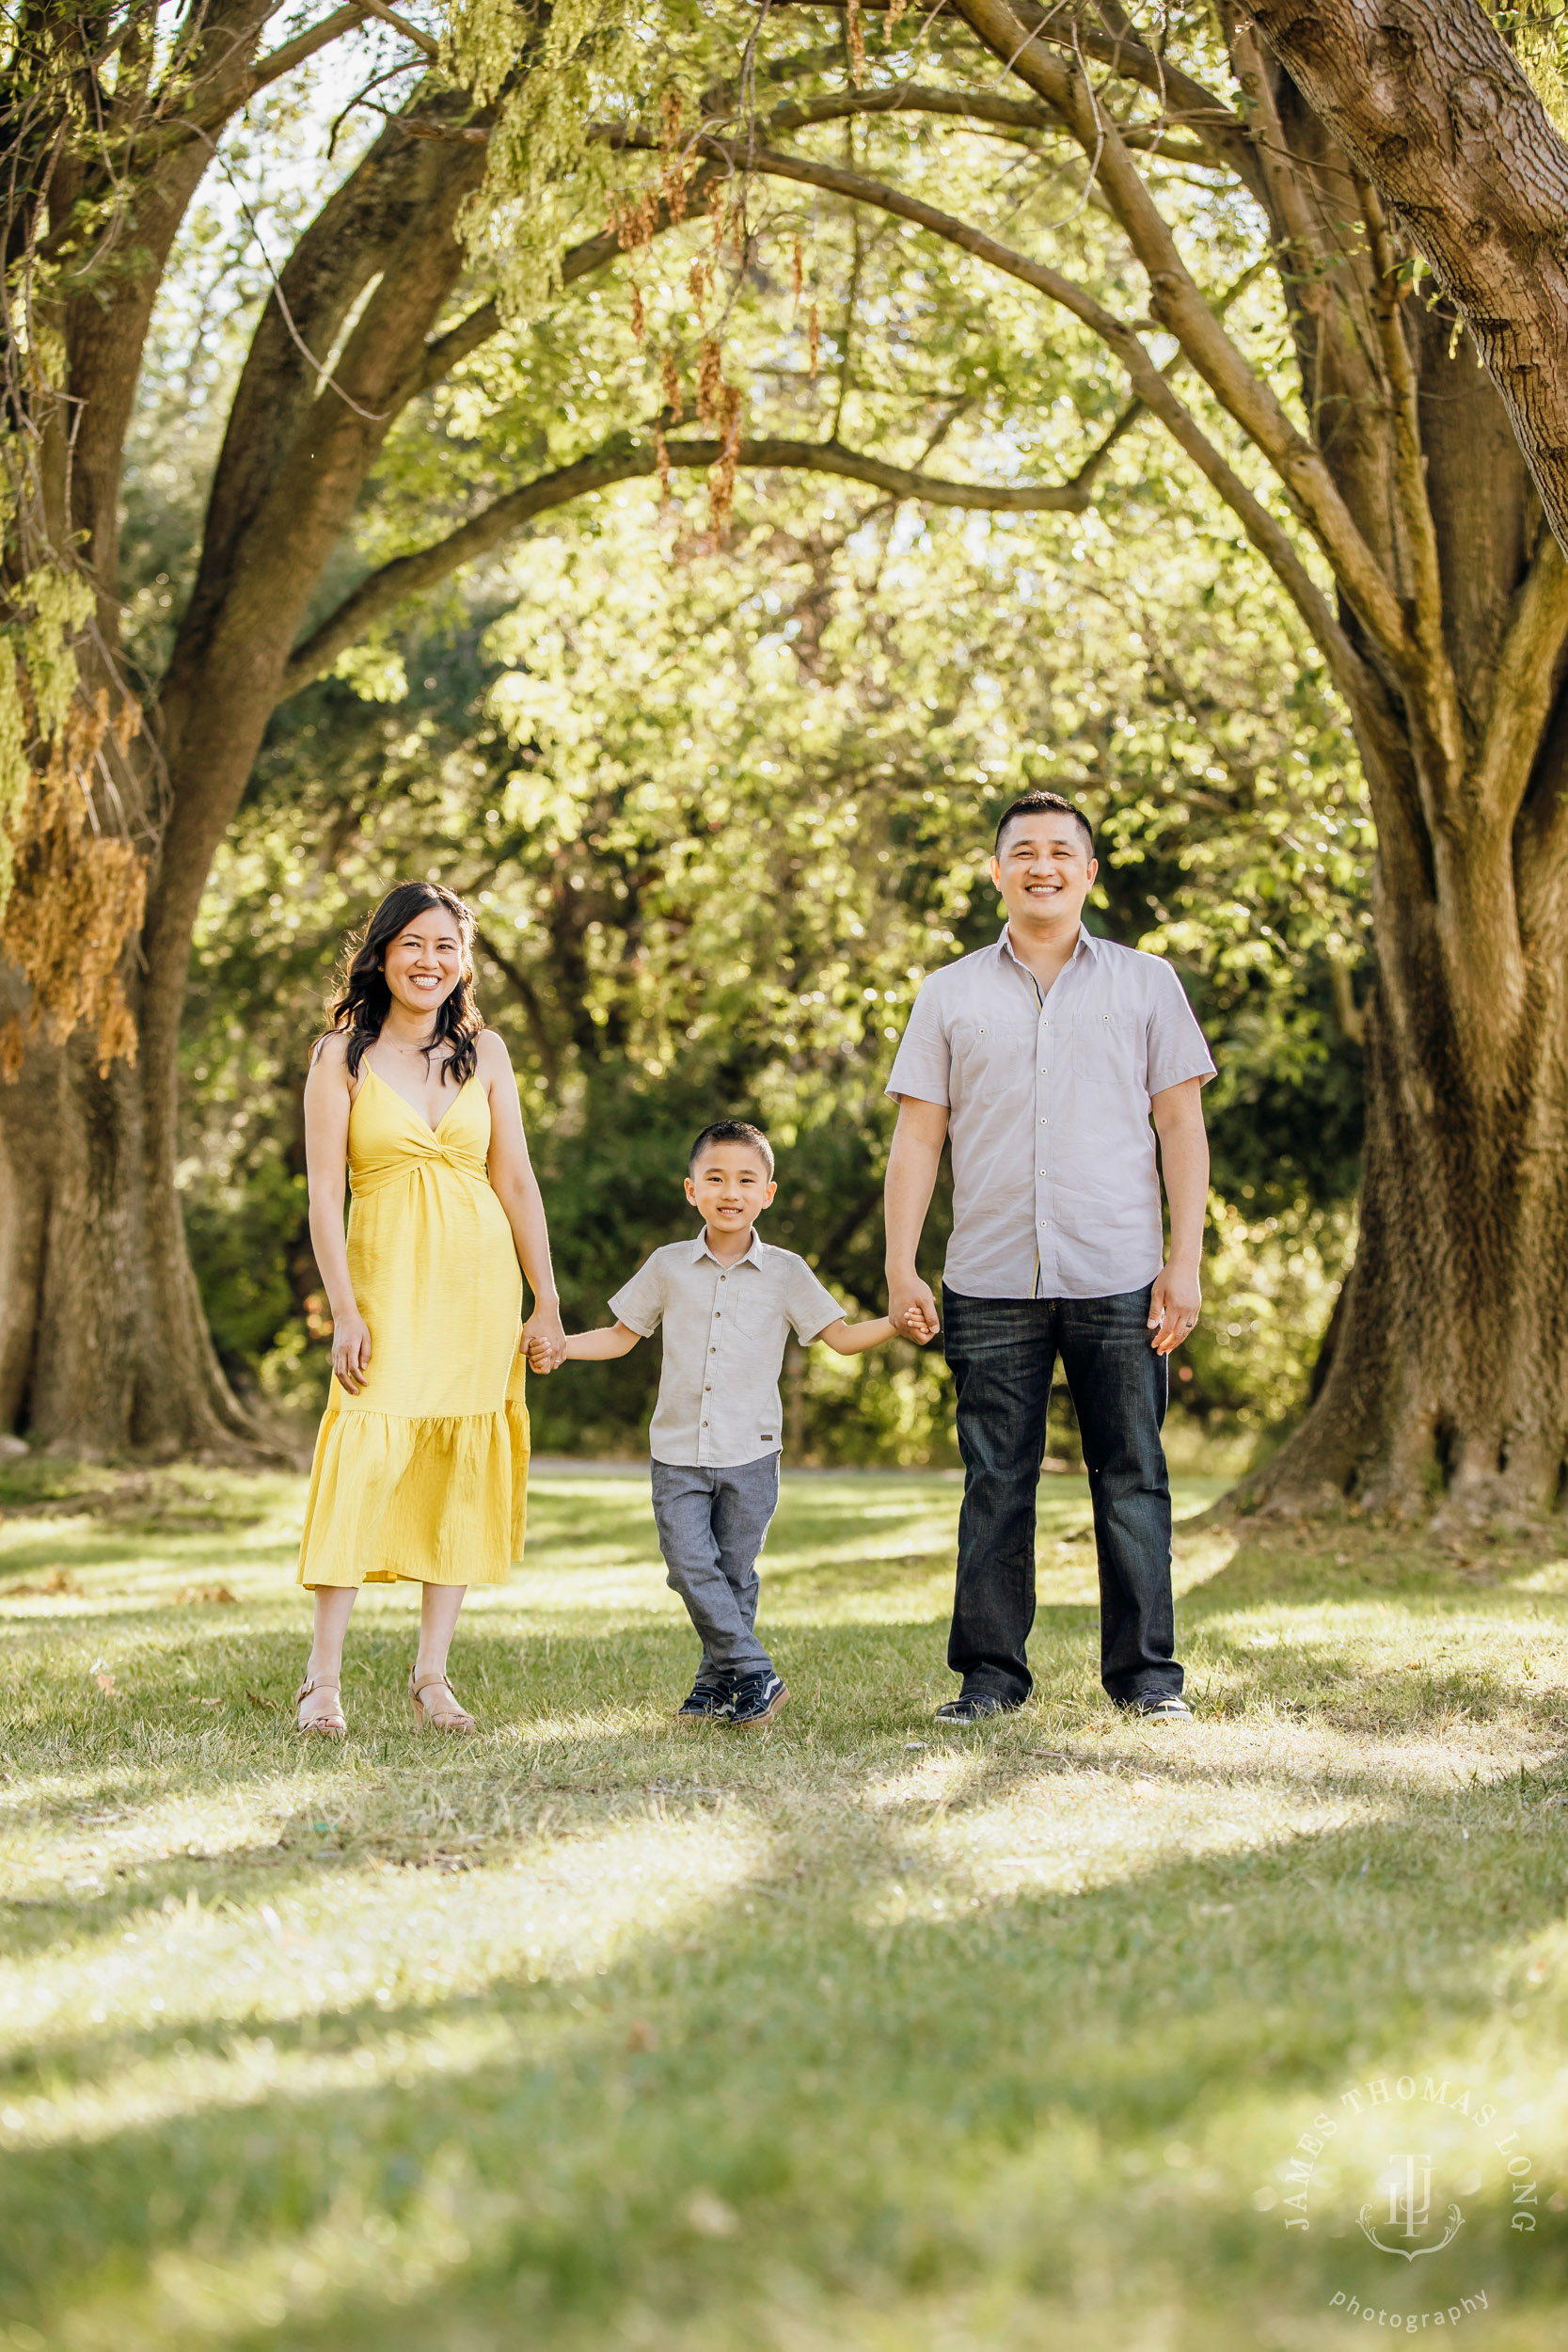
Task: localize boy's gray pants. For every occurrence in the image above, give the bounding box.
[650,1454,780,1681]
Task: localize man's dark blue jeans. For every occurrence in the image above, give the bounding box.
[941,1284,1183,1708]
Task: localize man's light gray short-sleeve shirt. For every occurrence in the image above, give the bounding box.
[610,1231,844,1467]
[886,924,1215,1301]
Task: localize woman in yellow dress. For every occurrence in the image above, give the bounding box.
[293,882,564,1736]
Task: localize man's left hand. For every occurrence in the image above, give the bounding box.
[1148,1262,1201,1356]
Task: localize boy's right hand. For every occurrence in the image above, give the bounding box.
[889,1278,940,1344]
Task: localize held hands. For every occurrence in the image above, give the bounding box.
[523,1303,567,1375]
[1148,1260,1201,1356]
[331,1309,372,1395]
[888,1277,941,1346]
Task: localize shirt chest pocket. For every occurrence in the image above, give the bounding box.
[730,1283,781,1340]
[949,1019,1034,1103]
[1073,1009,1145,1089]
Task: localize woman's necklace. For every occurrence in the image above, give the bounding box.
[379,1025,439,1062]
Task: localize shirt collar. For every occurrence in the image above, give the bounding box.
[689,1227,767,1269]
[998,919,1099,968]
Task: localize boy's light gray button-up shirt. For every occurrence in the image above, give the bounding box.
[609,1232,844,1468]
[886,924,1215,1302]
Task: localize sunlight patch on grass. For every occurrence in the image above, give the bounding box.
[0,1812,766,2153]
[52,2150,515,2351]
[6,1466,1568,2346]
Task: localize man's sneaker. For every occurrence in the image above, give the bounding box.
[935,1692,1023,1724]
[675,1677,735,1723]
[729,1671,788,1727]
[1125,1692,1193,1722]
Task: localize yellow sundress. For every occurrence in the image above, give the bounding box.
[296,1066,529,1587]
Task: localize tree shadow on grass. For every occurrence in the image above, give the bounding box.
[3,1612,1567,2346]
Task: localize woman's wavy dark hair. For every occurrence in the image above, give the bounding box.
[322,882,483,1085]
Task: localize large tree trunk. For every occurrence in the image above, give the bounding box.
[1261,895,1568,1517]
[2,89,491,1456]
[937,0,1568,1518]
[0,1033,252,1456]
[1238,112,1568,1517]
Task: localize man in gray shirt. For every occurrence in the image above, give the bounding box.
[885,790,1215,1723]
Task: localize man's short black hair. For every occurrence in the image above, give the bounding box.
[993,788,1095,860]
[689,1119,775,1177]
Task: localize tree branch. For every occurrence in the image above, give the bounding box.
[474,926,562,1087]
[360,0,440,63]
[415,164,729,397]
[633,131,1378,711]
[1243,0,1568,566]
[759,0,1263,192]
[128,4,377,163]
[277,427,1127,698]
[1475,532,1568,833]
[949,0,1416,674]
[749,85,1213,165]
[247,5,374,103]
[1356,171,1463,780]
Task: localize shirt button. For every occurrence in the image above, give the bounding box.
[705,1384,711,1391]
[702,1420,709,1427]
[1038,1168,1046,1176]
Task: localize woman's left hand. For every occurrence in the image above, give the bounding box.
[522,1302,567,1374]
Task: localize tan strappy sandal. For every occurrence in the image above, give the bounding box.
[408,1666,476,1735]
[295,1674,346,1738]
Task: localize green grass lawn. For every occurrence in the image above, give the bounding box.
[3,1459,1567,2349]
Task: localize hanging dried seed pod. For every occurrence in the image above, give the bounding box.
[709,383,745,538]
[696,338,723,429]
[661,350,684,424]
[808,302,821,379]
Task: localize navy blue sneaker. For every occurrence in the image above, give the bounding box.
[935,1692,1023,1724]
[1124,1692,1193,1722]
[729,1671,788,1727]
[675,1677,735,1723]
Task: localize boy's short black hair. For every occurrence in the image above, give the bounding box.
[689,1119,775,1178]
[994,788,1095,860]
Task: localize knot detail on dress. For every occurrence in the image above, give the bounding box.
[350,1134,490,1197]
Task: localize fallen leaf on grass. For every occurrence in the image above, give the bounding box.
[174,1585,238,1605]
[627,2019,658,2052]
[245,1690,278,1712]
[7,1566,79,1596]
[94,1672,117,1695]
[684,2190,737,2238]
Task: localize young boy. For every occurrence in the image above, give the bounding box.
[531,1120,935,1726]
